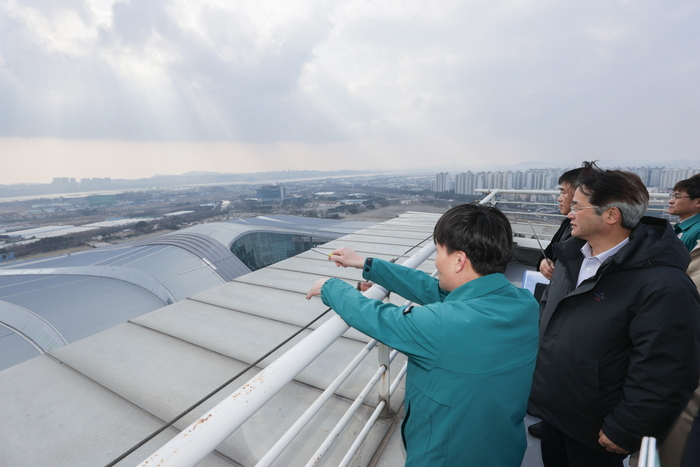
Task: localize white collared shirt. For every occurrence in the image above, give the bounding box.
[576,237,630,287]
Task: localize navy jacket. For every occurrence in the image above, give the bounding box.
[537,217,572,271]
[531,216,700,452]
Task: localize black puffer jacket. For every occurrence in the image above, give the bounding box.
[537,217,572,270]
[530,216,700,452]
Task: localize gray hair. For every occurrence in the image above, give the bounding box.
[579,170,649,230]
[595,202,646,229]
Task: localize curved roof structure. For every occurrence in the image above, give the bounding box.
[180,215,375,248]
[0,216,375,372]
[135,232,251,282]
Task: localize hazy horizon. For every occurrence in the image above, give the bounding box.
[4,160,699,189]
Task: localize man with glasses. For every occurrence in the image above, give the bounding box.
[669,175,700,252]
[537,162,599,281]
[530,169,700,466]
[529,162,599,440]
[656,173,700,467]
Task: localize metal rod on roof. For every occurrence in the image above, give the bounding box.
[137,241,436,467]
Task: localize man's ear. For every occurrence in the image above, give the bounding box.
[605,207,622,226]
[455,251,468,273]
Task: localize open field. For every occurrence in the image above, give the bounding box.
[342,203,448,222]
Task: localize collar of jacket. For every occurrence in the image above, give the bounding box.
[444,273,511,301]
[677,212,700,232]
[552,216,689,289]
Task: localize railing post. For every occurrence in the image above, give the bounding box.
[378,290,392,416]
[479,189,499,204]
[377,342,391,417]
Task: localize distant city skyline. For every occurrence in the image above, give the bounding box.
[432,166,700,194]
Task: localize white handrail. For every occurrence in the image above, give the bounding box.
[304,358,391,467]
[254,339,379,467]
[337,361,408,467]
[138,242,436,467]
[638,436,659,467]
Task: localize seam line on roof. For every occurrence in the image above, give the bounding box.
[126,320,377,406]
[263,263,372,281]
[185,294,336,328]
[117,245,169,268]
[92,245,159,267]
[130,320,380,410]
[350,230,435,238]
[323,238,431,249]
[184,295,373,346]
[267,254,404,271]
[232,278,338,294]
[127,319,271,369]
[160,264,225,285]
[44,353,173,426]
[0,275,92,299]
[0,274,55,291]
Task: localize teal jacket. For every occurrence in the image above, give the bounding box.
[320,258,539,467]
[675,213,700,252]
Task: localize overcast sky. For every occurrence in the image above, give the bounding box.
[1,0,699,184]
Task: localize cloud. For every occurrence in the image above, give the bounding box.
[1,0,341,142]
[1,0,699,184]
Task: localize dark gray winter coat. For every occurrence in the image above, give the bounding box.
[531,216,700,452]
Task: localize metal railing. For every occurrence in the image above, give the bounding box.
[254,338,381,467]
[638,437,660,467]
[138,242,436,467]
[304,348,401,467]
[475,188,673,217]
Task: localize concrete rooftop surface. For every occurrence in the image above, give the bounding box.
[0,212,554,467]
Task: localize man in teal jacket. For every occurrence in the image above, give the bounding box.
[307,203,539,466]
[669,174,700,252]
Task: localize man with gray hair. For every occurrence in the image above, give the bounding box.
[530,169,700,466]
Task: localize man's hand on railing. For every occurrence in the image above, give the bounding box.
[306,278,330,300]
[329,247,365,269]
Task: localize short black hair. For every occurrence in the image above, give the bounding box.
[674,175,700,200]
[558,161,600,187]
[433,203,512,275]
[577,170,649,229]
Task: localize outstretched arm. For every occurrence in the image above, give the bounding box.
[319,246,447,305]
[309,278,441,368]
